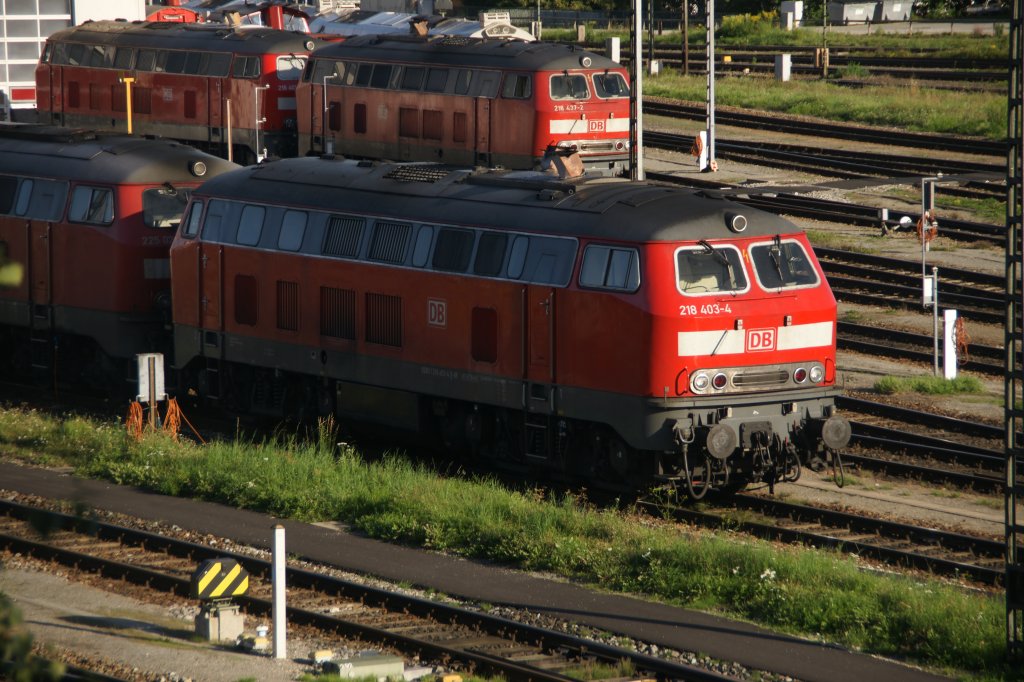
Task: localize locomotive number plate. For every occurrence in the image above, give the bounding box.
[745,328,776,352]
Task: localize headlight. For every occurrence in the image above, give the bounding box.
[809,365,824,383]
[692,372,710,392]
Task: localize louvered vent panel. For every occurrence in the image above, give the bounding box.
[366,293,401,347]
[320,286,356,339]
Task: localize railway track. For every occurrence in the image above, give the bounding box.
[643,99,1006,156]
[646,170,1006,245]
[644,130,1005,198]
[838,320,1010,376]
[616,47,1009,83]
[641,493,1007,585]
[0,498,734,682]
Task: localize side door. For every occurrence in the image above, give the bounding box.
[199,241,223,332]
[523,285,555,415]
[208,77,223,146]
[28,219,51,306]
[474,97,491,167]
[47,66,64,125]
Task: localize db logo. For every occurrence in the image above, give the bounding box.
[588,119,605,133]
[745,328,776,352]
[428,299,447,327]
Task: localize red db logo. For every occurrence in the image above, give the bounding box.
[428,299,447,327]
[588,119,605,133]
[745,328,776,352]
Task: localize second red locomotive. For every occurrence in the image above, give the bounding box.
[169,157,849,496]
[299,34,632,174]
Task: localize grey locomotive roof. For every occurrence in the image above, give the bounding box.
[45,20,321,55]
[311,35,622,71]
[195,157,797,242]
[0,127,240,184]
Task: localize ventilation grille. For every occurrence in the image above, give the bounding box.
[323,215,364,258]
[276,280,299,331]
[383,165,456,183]
[320,286,355,339]
[367,221,411,264]
[366,293,401,347]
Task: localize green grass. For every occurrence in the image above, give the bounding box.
[804,229,880,252]
[548,21,1009,59]
[644,71,1007,139]
[874,374,986,395]
[0,407,1016,679]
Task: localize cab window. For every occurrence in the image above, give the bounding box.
[580,245,640,292]
[68,186,113,225]
[749,238,819,290]
[593,72,629,99]
[143,186,191,229]
[676,243,748,295]
[549,74,590,101]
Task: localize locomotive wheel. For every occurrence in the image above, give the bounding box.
[607,437,632,479]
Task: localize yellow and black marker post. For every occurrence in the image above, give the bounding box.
[191,558,249,642]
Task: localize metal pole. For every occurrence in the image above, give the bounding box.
[120,77,135,135]
[932,267,939,376]
[226,99,233,163]
[648,0,654,69]
[272,524,287,659]
[630,0,644,181]
[682,2,689,76]
[705,0,715,168]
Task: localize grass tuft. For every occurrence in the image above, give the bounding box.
[874,374,985,395]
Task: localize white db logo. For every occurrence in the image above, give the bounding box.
[428,299,447,327]
[745,328,776,352]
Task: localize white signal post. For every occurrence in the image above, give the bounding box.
[272,524,287,659]
[630,0,644,180]
[704,0,715,172]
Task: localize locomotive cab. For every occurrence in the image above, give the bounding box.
[644,227,850,497]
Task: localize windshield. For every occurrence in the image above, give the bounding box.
[143,187,192,229]
[276,55,307,81]
[749,238,819,290]
[550,74,590,101]
[593,72,629,99]
[676,243,747,295]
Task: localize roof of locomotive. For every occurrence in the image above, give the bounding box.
[193,158,799,242]
[310,35,623,71]
[43,20,323,55]
[0,126,240,184]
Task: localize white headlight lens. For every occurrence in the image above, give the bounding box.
[809,365,824,383]
[692,373,710,391]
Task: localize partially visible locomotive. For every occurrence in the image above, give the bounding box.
[169,157,850,496]
[35,20,330,164]
[0,124,239,386]
[297,35,631,174]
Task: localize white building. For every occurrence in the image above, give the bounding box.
[1,0,145,120]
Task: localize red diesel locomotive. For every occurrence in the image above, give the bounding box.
[169,158,850,496]
[298,35,632,174]
[0,125,238,386]
[35,20,328,164]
